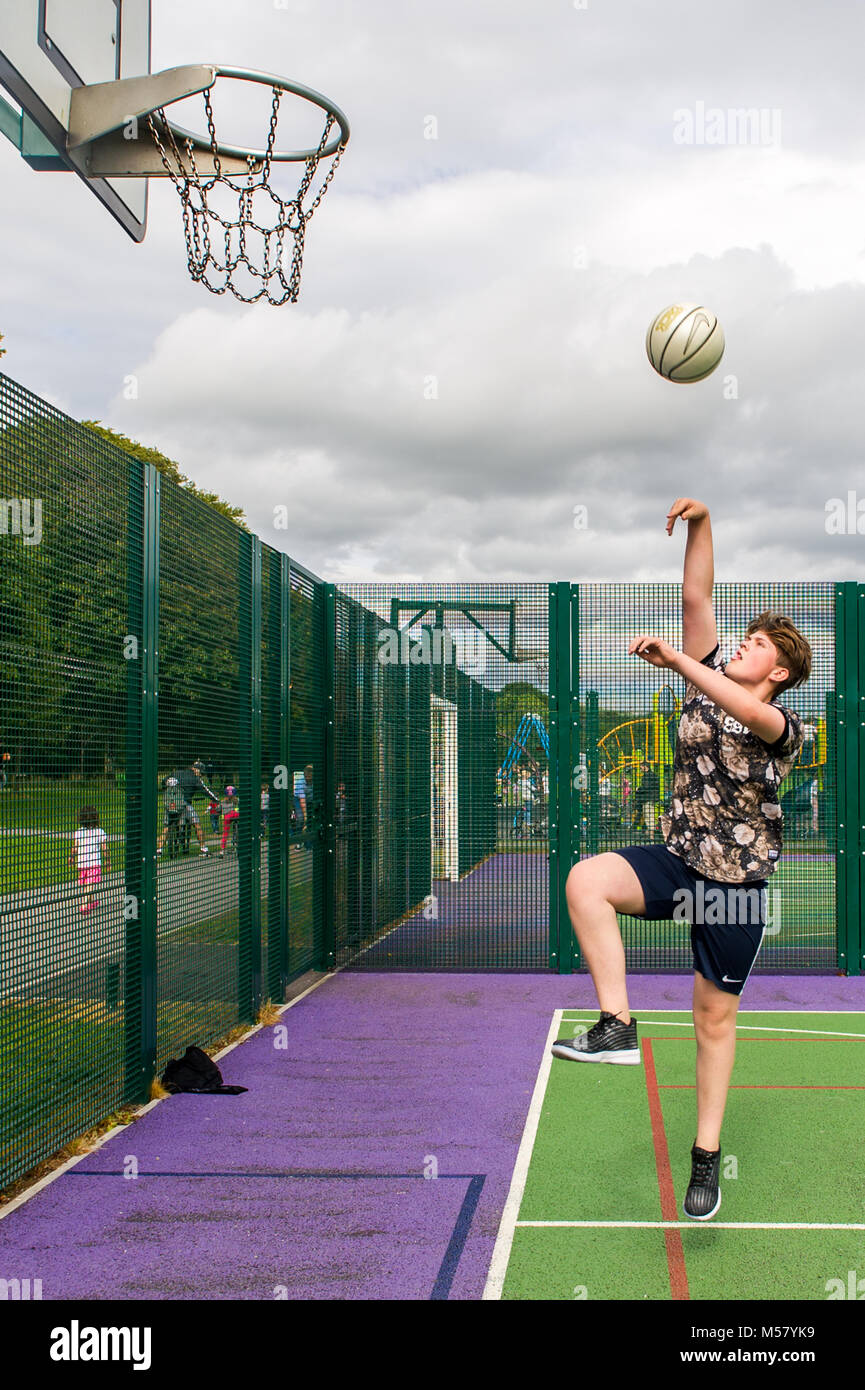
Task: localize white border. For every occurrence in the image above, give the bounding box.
[561,1013,865,1040]
[482,1008,563,1300]
[517,1221,865,1231]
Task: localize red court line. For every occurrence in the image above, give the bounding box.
[642,1038,689,1302]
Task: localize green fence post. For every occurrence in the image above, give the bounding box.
[857,583,865,974]
[279,553,291,994]
[825,683,837,961]
[586,690,600,858]
[549,582,575,971]
[322,584,337,970]
[833,583,859,975]
[124,461,159,1103]
[263,552,285,1004]
[361,607,376,947]
[238,532,262,1021]
[569,583,581,967]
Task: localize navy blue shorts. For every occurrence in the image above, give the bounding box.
[611,844,767,997]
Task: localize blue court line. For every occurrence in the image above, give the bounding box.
[68,1169,486,1300]
[431,1174,486,1300]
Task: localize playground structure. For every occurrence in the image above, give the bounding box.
[596,685,681,824]
[497,713,550,838]
[587,688,828,844]
[494,683,829,851]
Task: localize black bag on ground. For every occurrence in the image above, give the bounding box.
[161,1045,248,1095]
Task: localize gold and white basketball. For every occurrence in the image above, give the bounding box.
[646,303,725,382]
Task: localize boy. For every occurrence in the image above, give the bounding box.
[552,498,811,1221]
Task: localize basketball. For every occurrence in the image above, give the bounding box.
[646,303,725,383]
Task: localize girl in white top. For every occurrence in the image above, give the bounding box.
[69,805,111,913]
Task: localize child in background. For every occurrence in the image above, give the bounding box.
[260,783,270,834]
[219,786,239,857]
[69,805,110,913]
[209,796,221,834]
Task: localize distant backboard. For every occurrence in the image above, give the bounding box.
[0,1,150,240]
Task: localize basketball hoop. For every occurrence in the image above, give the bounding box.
[68,64,350,304]
[513,647,549,689]
[147,69,349,305]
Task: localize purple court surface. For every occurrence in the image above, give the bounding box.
[2,970,863,1300]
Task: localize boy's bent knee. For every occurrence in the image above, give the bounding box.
[566,853,646,917]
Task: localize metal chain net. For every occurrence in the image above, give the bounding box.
[146,85,346,305]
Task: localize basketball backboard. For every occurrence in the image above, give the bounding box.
[0,1,150,240]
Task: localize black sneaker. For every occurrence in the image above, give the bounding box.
[551,1011,640,1065]
[683,1143,722,1220]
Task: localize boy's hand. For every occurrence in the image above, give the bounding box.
[666,498,709,535]
[629,634,680,670]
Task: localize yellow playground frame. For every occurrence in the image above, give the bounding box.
[597,686,827,809]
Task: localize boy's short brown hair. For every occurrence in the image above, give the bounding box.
[746,611,812,697]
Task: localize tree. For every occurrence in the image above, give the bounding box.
[81,422,247,528]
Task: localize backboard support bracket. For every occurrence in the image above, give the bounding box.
[66,64,265,177]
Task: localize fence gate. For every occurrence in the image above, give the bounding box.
[334,583,552,970]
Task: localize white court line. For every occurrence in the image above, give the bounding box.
[516,1221,865,1231]
[561,1016,865,1040]
[482,1008,563,1302]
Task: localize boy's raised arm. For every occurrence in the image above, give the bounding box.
[667,497,718,662]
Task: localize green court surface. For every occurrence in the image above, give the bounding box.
[489,1012,865,1301]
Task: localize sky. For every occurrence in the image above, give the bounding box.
[1,0,864,586]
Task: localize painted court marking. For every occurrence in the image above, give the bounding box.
[482,1009,563,1301]
[563,1014,865,1041]
[643,1037,688,1298]
[517,1221,865,1230]
[486,1010,865,1301]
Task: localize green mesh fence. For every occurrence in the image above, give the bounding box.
[1,366,862,1193]
[287,565,327,976]
[335,584,551,970]
[1,385,130,1187]
[154,480,243,1073]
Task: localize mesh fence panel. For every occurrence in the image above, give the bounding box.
[336,582,551,969]
[287,564,326,977]
[154,482,243,1071]
[1,383,129,1186]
